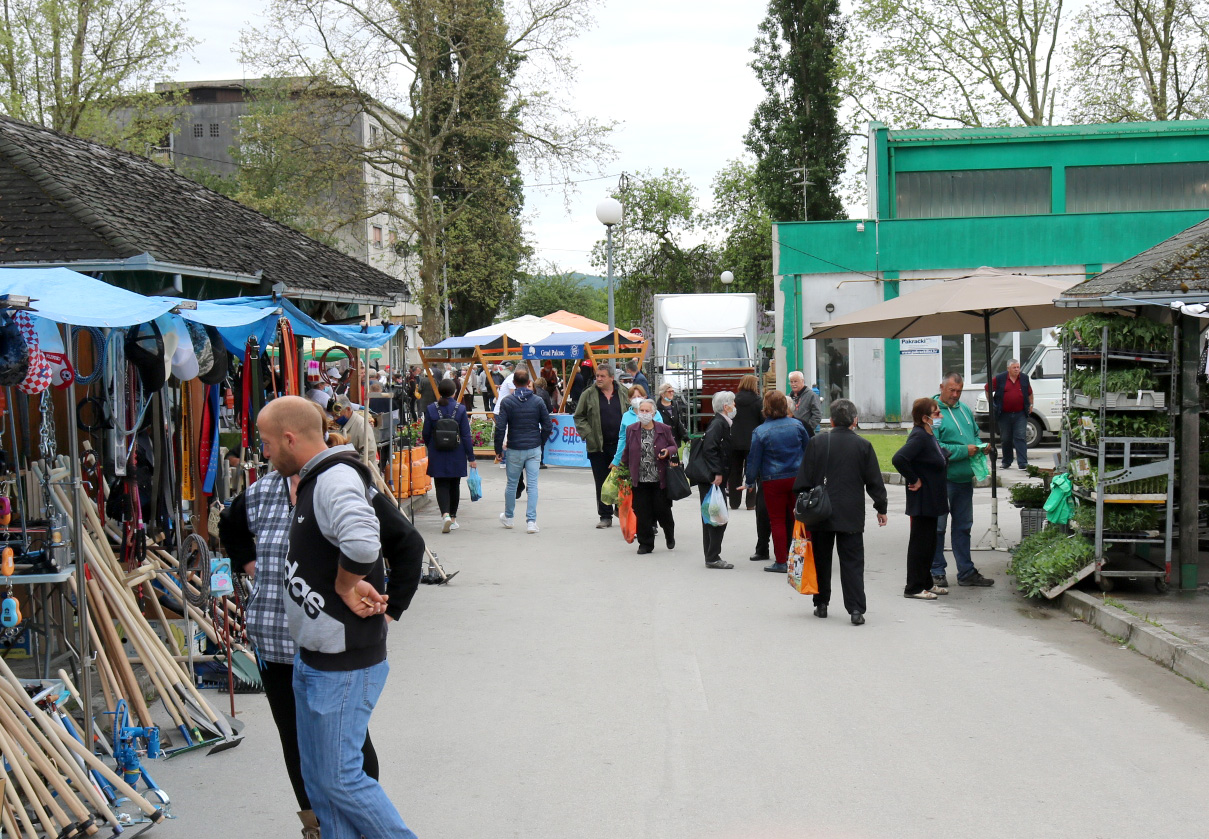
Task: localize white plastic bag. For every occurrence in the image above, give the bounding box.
[700,485,730,526]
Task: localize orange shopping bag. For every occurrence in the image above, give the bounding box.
[787,521,818,595]
[619,483,638,544]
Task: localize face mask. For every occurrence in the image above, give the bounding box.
[336,414,349,427]
[931,414,942,428]
[637,411,655,423]
[631,397,643,410]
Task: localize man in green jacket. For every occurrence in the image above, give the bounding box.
[932,372,995,588]
[572,364,630,527]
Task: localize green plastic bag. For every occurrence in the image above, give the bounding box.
[970,451,990,482]
[1044,474,1074,525]
[600,469,621,506]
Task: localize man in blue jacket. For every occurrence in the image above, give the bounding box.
[495,366,553,533]
[986,359,1033,471]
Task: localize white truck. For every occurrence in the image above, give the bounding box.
[652,292,759,376]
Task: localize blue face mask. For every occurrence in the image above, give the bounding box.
[336,414,349,427]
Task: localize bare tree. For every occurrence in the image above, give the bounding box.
[241,0,613,342]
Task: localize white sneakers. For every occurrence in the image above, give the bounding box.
[449,520,460,531]
[442,515,452,533]
[501,513,538,533]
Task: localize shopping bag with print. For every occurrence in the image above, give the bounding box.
[787,521,819,595]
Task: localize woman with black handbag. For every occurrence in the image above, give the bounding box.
[620,398,679,554]
[793,398,888,624]
[891,397,950,601]
[689,391,738,569]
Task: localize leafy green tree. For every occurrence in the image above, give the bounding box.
[432,0,531,336]
[711,158,774,319]
[0,0,194,150]
[745,0,847,222]
[590,169,722,332]
[507,269,606,322]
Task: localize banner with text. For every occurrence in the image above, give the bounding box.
[544,414,590,467]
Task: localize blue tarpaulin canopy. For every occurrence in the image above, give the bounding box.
[0,267,177,327]
[202,297,400,357]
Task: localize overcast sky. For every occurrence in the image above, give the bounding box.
[177,0,768,276]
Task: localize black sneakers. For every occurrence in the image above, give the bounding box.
[958,571,995,587]
[932,575,949,588]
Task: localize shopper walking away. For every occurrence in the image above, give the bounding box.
[656,382,689,445]
[567,361,591,411]
[932,372,995,588]
[572,364,629,528]
[794,399,888,624]
[728,374,764,509]
[986,358,1032,470]
[625,359,649,393]
[743,390,809,573]
[255,396,418,839]
[423,378,477,533]
[620,398,678,554]
[788,370,822,434]
[694,391,737,569]
[534,377,555,467]
[610,384,664,466]
[495,367,552,533]
[893,397,951,601]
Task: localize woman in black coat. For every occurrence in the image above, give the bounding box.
[891,397,950,600]
[694,391,736,569]
[727,375,764,509]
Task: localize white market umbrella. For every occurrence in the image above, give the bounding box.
[806,268,1080,549]
[465,314,581,345]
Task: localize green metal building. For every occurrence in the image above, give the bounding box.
[774,119,1209,423]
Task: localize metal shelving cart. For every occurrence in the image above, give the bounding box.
[1061,325,1176,592]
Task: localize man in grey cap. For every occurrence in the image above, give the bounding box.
[333,394,374,459]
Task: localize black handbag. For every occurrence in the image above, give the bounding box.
[666,462,692,501]
[794,433,832,526]
[683,438,711,485]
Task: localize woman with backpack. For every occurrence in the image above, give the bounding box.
[423,378,477,533]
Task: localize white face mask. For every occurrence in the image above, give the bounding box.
[637,411,655,423]
[631,397,643,410]
[932,414,943,428]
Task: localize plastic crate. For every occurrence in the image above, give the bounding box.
[1020,508,1047,539]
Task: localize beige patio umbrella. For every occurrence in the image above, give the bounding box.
[806,267,1081,549]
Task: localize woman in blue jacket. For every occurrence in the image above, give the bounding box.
[744,390,810,573]
[423,378,477,533]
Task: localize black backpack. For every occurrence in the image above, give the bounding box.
[433,403,461,451]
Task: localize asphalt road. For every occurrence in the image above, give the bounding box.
[152,461,1209,838]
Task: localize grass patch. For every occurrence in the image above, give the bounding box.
[859,430,910,473]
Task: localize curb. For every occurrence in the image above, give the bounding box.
[880,472,1004,488]
[1060,589,1209,687]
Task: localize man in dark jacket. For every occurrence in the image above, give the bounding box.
[572,364,629,528]
[986,359,1033,470]
[793,398,888,625]
[495,367,552,533]
[789,371,822,433]
[693,391,737,569]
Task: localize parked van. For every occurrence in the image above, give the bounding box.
[973,331,1063,447]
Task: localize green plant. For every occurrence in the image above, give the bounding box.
[1059,314,1171,353]
[1010,530,1095,598]
[1071,503,1161,532]
[1009,482,1048,508]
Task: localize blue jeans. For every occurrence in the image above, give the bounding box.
[504,447,541,522]
[932,480,977,581]
[293,656,418,839]
[997,411,1029,468]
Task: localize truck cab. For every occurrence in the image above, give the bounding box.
[973,335,1064,447]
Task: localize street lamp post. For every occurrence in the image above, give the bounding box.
[596,197,623,331]
[720,270,734,292]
